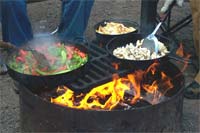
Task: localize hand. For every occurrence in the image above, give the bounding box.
[0,41,16,49]
[160,0,184,13]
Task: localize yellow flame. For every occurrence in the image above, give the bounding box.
[51,63,174,110]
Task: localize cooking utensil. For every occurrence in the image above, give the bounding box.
[142,22,162,54]
[94,19,139,45]
[106,34,192,69]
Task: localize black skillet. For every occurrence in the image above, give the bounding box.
[94,19,139,45]
[2,36,89,93]
[106,33,192,69]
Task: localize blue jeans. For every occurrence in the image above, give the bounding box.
[58,0,94,41]
[0,0,94,46]
[0,0,33,47]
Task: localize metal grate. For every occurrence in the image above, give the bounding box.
[66,42,132,92]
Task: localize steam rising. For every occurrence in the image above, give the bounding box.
[7,34,88,75]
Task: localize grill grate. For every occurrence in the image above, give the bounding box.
[66,42,132,92]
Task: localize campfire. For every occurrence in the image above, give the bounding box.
[49,62,174,110]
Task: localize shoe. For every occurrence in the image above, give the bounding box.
[184,81,200,99]
[0,63,8,75]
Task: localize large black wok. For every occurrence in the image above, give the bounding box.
[1,36,89,93]
[106,33,192,69]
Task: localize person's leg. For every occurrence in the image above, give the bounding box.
[190,0,199,86]
[190,0,199,57]
[184,0,200,99]
[58,0,94,41]
[0,0,33,47]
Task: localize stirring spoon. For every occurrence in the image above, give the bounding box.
[142,22,162,54]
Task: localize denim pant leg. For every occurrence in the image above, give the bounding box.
[0,0,33,47]
[58,0,94,41]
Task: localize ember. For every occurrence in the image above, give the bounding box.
[51,62,174,110]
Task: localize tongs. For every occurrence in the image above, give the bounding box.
[0,41,50,68]
[142,22,162,54]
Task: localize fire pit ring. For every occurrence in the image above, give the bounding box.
[19,62,185,132]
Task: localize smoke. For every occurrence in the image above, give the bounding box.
[29,34,58,48]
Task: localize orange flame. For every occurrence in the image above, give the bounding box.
[176,43,191,61]
[176,43,184,57]
[175,43,191,75]
[51,62,174,110]
[112,62,119,70]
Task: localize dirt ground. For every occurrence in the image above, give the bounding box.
[0,0,199,132]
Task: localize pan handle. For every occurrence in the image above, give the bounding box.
[0,41,16,49]
[168,53,192,64]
